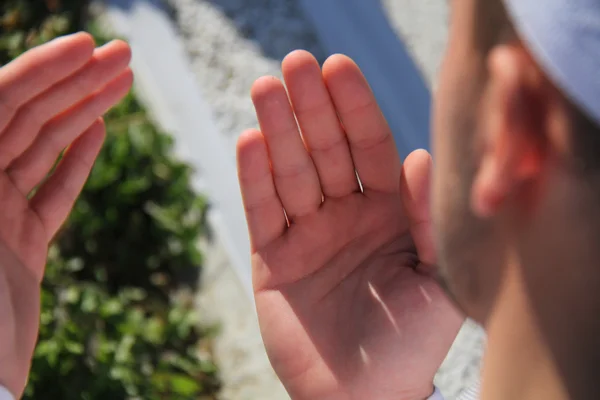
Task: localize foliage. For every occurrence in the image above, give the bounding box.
[28,251,219,400]
[1,0,88,65]
[57,88,207,296]
[1,1,220,398]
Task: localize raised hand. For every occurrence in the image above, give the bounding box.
[0,32,132,397]
[237,51,463,400]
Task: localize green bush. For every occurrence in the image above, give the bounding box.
[29,251,219,400]
[57,89,207,295]
[1,1,221,398]
[1,0,89,64]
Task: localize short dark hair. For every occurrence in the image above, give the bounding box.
[477,0,600,174]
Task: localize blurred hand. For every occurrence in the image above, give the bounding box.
[0,32,132,397]
[237,51,463,400]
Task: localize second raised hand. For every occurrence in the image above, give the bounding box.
[0,32,132,398]
[237,50,463,400]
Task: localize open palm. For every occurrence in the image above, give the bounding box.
[237,51,463,400]
[0,33,132,397]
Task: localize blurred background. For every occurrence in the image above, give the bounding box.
[0,0,484,399]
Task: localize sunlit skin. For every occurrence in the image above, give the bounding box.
[0,0,594,398]
[238,1,600,399]
[237,49,463,400]
[433,1,600,399]
[0,33,132,397]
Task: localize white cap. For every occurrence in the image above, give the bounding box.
[503,0,600,126]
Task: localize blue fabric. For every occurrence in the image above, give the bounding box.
[504,0,600,126]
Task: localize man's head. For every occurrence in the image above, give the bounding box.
[431,0,600,324]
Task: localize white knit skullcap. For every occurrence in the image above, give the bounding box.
[503,0,600,126]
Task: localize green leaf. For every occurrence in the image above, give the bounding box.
[64,341,84,355]
[100,298,123,318]
[81,288,99,313]
[169,374,202,396]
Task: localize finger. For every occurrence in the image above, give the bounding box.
[29,118,106,240]
[323,55,401,193]
[400,149,436,267]
[0,40,131,169]
[237,129,287,250]
[282,51,358,198]
[0,32,95,133]
[251,76,322,219]
[8,68,133,195]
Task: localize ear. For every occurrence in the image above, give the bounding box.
[471,45,548,218]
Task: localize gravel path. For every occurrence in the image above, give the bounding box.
[167,0,485,398]
[166,5,326,398]
[169,0,325,158]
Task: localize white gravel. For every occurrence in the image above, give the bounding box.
[168,0,325,157]
[167,0,485,398]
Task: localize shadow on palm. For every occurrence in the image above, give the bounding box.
[237,50,463,399]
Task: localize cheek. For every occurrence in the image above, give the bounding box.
[430,59,478,276]
[431,45,462,170]
[430,66,459,232]
[430,48,482,227]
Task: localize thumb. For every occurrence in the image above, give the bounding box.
[400,149,436,269]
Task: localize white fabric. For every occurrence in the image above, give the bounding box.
[503,0,600,126]
[0,386,14,400]
[457,380,480,400]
